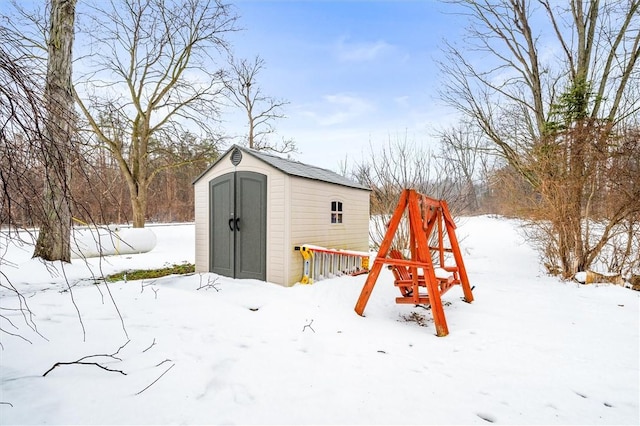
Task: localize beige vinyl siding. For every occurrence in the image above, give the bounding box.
[266,173,286,285]
[194,174,210,274]
[195,147,370,287]
[194,150,286,284]
[286,176,370,286]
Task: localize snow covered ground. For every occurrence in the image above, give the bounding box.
[1,217,638,425]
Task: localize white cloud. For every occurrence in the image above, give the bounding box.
[334,37,393,62]
[300,93,376,126]
[393,95,410,108]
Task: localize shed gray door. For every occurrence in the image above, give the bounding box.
[209,171,266,280]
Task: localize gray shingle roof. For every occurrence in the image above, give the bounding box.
[195,144,370,191]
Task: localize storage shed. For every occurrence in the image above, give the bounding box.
[193,144,371,286]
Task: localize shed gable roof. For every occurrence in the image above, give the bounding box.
[194,144,370,191]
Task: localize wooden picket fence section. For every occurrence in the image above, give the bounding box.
[354,189,474,336]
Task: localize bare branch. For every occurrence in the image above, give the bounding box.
[42,340,130,377]
[74,0,236,227]
[42,360,127,377]
[142,338,156,353]
[135,363,175,395]
[302,319,315,333]
[197,274,220,291]
[440,0,640,277]
[225,54,295,153]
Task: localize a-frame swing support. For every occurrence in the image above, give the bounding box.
[354,189,474,336]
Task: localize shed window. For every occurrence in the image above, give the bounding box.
[331,201,343,224]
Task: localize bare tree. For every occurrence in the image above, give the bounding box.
[74,0,236,228]
[1,2,100,345]
[0,28,42,229]
[439,0,640,277]
[2,1,222,229]
[225,55,296,153]
[145,131,219,222]
[353,134,468,250]
[437,120,494,213]
[3,1,50,54]
[32,0,76,262]
[1,24,48,345]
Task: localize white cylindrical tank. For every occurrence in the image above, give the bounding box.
[71,225,157,259]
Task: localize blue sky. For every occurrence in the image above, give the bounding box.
[0,0,468,172]
[225,0,467,170]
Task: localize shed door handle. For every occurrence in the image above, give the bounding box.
[235,218,240,231]
[228,218,234,231]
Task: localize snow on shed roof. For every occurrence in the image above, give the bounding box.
[194,144,370,191]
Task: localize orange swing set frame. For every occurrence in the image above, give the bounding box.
[354,189,474,336]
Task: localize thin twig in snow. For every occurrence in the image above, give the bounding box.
[197,274,220,291]
[42,340,130,377]
[302,319,315,333]
[141,279,157,294]
[135,363,175,395]
[42,361,127,377]
[142,338,156,353]
[155,359,172,367]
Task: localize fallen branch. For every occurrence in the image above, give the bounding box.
[43,361,126,377]
[42,340,130,377]
[302,319,315,333]
[155,358,172,367]
[140,279,157,294]
[135,363,175,395]
[142,338,156,353]
[197,274,220,291]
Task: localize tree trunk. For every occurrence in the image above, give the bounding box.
[440,0,640,279]
[124,175,147,228]
[131,193,147,228]
[33,0,76,262]
[248,111,255,149]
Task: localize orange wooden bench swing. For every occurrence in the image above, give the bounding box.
[354,189,474,336]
